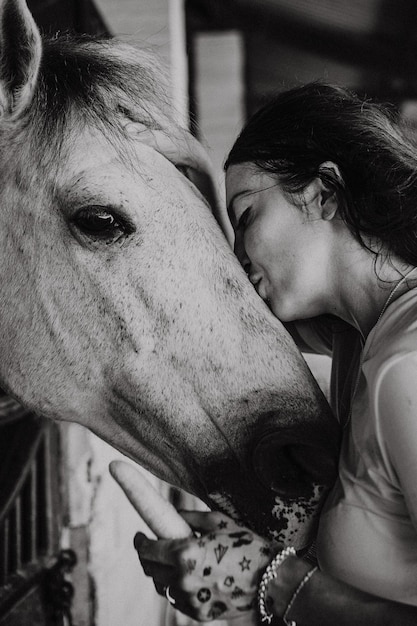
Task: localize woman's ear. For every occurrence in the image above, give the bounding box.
[317,161,342,221]
[303,161,342,220]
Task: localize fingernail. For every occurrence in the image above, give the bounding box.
[134,532,147,552]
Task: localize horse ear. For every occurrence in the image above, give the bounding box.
[0,0,42,118]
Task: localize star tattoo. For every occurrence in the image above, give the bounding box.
[197,588,212,603]
[239,556,251,571]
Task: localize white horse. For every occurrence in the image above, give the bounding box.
[0,0,339,547]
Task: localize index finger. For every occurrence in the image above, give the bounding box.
[109,461,192,539]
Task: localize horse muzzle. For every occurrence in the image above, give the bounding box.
[191,411,339,549]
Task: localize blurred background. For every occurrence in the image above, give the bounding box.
[22,0,417,187]
[1,1,417,625]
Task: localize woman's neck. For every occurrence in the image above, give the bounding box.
[328,245,416,339]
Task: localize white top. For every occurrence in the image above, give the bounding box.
[296,287,417,604]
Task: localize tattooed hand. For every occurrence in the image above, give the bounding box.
[134,511,280,622]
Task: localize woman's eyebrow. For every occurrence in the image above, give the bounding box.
[227,184,276,224]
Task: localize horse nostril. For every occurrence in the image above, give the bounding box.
[251,430,338,499]
[253,444,311,498]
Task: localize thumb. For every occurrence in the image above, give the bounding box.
[133,532,149,552]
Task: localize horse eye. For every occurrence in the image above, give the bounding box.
[72,206,133,242]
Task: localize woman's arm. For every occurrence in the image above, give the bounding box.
[377,356,417,528]
[135,510,417,625]
[270,555,417,626]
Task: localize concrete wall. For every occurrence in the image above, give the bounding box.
[63,424,168,626]
[95,0,188,124]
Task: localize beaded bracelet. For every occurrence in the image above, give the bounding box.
[257,546,296,624]
[282,565,318,626]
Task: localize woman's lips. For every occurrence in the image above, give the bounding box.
[248,273,262,286]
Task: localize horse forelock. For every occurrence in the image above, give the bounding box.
[1,34,176,174]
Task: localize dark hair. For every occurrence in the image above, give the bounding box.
[225,82,417,267]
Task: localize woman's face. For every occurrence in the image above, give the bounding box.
[226,163,333,321]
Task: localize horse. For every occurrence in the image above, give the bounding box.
[0,0,339,548]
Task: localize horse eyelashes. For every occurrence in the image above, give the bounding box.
[71,205,135,244]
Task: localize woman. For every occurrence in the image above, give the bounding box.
[135,83,417,624]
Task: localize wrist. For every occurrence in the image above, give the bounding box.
[282,563,318,625]
[258,546,296,623]
[259,550,316,624]
[270,555,312,615]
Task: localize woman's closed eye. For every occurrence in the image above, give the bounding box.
[235,207,251,231]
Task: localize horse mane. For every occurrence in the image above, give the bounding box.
[8,34,173,166]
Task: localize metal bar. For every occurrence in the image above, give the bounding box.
[30,458,38,563]
[36,435,47,555]
[42,427,53,554]
[0,520,7,585]
[13,497,22,571]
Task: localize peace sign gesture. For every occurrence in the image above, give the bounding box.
[135,510,278,622]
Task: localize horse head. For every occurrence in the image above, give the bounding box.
[0,0,339,547]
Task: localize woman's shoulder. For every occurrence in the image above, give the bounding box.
[365,286,417,365]
[362,288,417,404]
